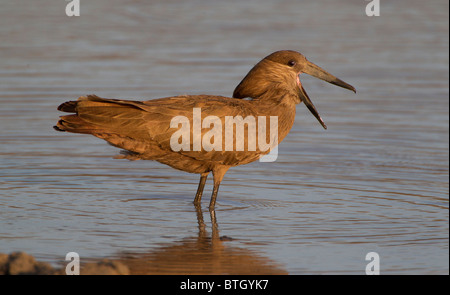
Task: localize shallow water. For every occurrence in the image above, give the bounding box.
[0,0,448,274]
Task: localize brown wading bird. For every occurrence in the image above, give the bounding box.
[54,50,355,210]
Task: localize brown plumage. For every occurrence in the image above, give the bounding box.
[54,50,355,210]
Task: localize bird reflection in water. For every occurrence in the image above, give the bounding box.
[113,205,288,275]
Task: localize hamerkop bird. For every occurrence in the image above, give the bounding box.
[54,50,355,210]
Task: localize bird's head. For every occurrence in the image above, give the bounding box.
[233,50,356,129]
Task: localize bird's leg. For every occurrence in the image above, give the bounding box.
[194,172,209,205]
[194,202,207,239]
[210,209,219,241]
[209,166,230,211]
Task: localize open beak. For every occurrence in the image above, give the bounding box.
[298,60,356,129]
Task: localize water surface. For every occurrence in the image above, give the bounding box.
[0,0,448,274]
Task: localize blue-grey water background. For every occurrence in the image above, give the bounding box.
[0,0,448,274]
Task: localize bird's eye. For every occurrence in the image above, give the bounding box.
[287,60,296,67]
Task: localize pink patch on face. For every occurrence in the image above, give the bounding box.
[296,75,302,87]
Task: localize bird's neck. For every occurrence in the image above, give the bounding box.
[252,98,297,146]
[252,89,300,105]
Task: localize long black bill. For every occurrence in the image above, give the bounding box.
[298,84,327,129]
[299,60,356,129]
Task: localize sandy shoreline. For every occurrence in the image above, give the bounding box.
[1,246,288,275]
[0,252,129,275]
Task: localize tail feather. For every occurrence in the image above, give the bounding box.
[57,95,109,113]
[61,95,151,138]
[57,100,78,112]
[54,95,114,133]
[54,95,152,157]
[54,114,105,134]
